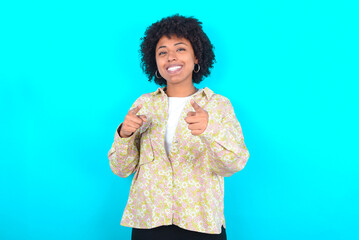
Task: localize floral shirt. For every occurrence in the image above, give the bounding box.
[108,87,249,234]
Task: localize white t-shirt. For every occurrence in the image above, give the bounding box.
[164,96,191,156]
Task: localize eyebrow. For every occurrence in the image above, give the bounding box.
[157,42,188,50]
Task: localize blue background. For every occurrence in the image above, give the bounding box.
[1,0,358,239]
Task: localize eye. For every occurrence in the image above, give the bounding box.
[158,51,167,56]
[177,48,186,52]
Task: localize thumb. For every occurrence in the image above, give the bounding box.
[138,115,147,122]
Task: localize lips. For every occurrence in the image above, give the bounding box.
[166,64,183,74]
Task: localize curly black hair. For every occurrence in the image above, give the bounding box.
[140,14,215,86]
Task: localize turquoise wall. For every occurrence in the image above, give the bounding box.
[1,0,358,239]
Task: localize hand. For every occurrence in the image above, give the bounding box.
[120,104,147,138]
[184,99,209,136]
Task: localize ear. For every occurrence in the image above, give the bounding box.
[194,57,199,64]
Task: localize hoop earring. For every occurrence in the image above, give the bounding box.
[155,70,162,79]
[194,64,200,73]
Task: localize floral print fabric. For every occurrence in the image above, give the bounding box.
[108,87,249,234]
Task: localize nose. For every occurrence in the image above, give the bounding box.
[167,50,177,62]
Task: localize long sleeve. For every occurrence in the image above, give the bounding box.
[108,124,141,178]
[199,98,249,177]
[108,95,147,178]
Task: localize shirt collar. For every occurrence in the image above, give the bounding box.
[151,86,214,100]
[151,87,166,96]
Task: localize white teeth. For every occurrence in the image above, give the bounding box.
[167,66,182,72]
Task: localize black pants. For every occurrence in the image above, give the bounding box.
[131,225,227,240]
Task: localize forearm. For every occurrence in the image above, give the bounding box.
[108,127,140,178]
[199,110,249,177]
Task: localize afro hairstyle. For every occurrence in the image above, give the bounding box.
[139,14,216,86]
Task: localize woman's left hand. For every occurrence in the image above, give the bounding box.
[185,99,209,136]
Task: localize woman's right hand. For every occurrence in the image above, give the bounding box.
[119,104,147,138]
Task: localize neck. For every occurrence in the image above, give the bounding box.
[165,84,197,97]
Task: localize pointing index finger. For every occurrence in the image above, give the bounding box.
[130,104,142,115]
[190,99,203,112]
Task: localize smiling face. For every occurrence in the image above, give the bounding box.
[155,35,198,87]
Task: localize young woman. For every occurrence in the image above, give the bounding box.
[108,14,250,240]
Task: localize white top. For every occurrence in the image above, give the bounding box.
[164,96,191,156]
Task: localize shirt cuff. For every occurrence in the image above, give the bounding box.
[114,124,137,155]
[116,123,134,139]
